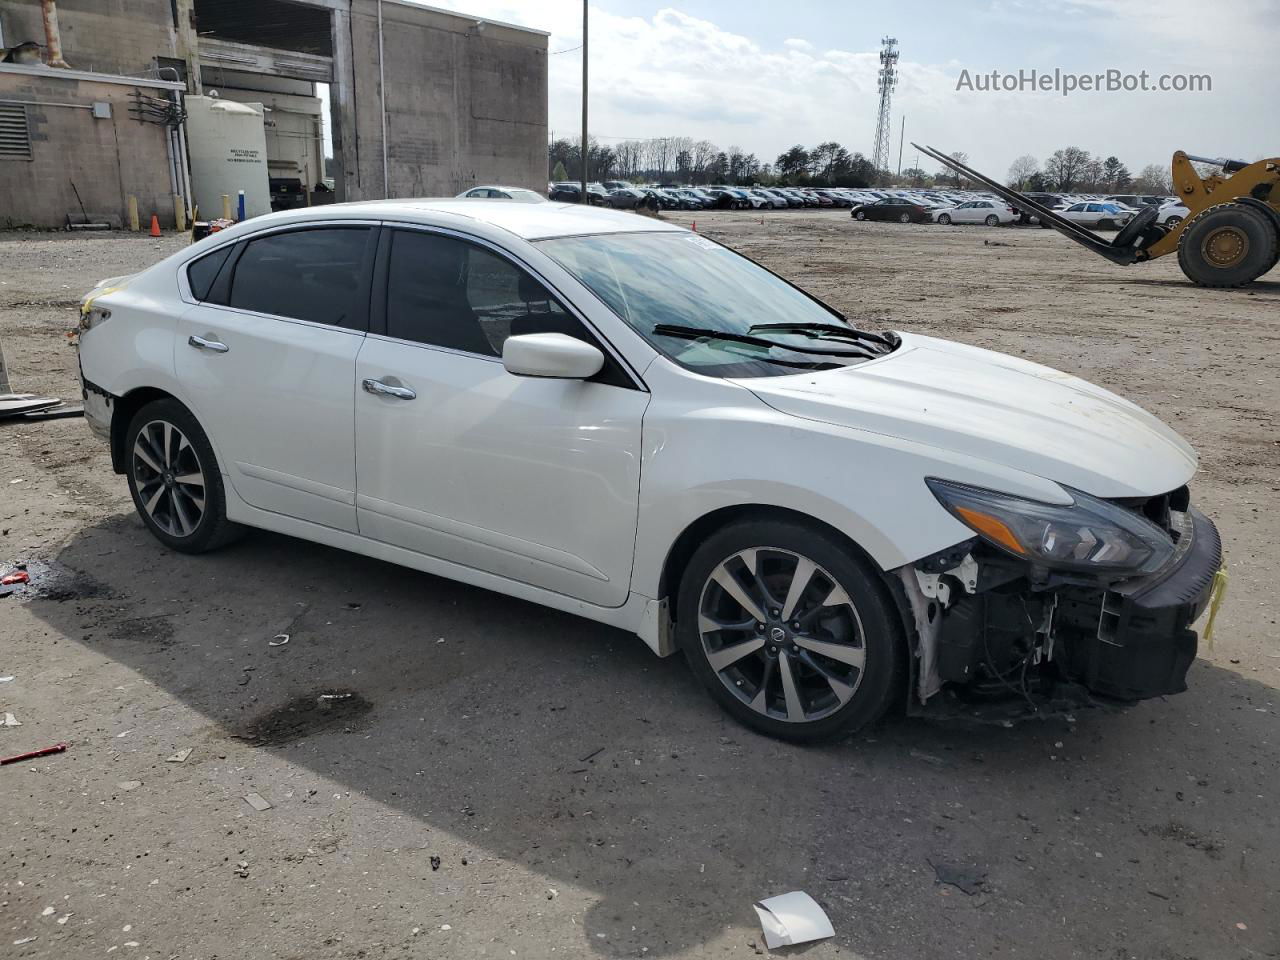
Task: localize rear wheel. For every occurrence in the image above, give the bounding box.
[984,214,1000,226]
[936,213,952,225]
[1098,218,1117,230]
[677,519,904,742]
[1164,214,1183,228]
[1177,203,1279,287]
[125,399,243,554]
[898,212,911,224]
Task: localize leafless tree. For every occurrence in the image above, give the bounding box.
[1007,154,1039,189]
[1044,146,1090,191]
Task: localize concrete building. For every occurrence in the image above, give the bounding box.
[0,0,548,228]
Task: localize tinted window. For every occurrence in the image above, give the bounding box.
[386,230,589,357]
[187,245,233,301]
[229,228,371,326]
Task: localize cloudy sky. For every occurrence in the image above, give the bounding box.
[415,0,1274,180]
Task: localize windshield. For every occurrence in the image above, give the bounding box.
[538,231,897,377]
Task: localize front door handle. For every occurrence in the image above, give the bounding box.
[188,334,229,353]
[362,378,416,401]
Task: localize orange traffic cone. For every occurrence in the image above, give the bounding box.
[692,220,697,232]
[149,214,161,237]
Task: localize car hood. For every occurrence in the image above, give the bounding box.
[734,333,1197,499]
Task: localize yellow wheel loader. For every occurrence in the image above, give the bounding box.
[915,144,1280,287]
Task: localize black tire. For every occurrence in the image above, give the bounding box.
[1177,203,1279,287]
[677,518,905,743]
[1098,218,1116,230]
[984,214,1000,227]
[124,398,243,554]
[898,212,911,224]
[854,210,867,220]
[936,214,952,225]
[1164,215,1183,228]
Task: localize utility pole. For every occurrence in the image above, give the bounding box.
[580,0,588,203]
[897,115,905,178]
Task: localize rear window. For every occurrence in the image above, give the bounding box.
[228,227,371,328]
[186,246,233,301]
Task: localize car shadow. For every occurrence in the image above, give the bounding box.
[24,512,1280,958]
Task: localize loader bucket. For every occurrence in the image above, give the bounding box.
[913,144,1154,265]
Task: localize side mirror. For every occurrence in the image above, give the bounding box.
[502,333,604,380]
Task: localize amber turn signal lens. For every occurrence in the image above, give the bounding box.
[954,506,1027,555]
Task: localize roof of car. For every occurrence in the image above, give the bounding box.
[214,198,685,242]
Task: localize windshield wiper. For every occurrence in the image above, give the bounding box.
[653,324,878,359]
[747,322,899,350]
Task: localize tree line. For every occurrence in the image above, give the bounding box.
[548,136,880,187]
[1001,148,1173,194]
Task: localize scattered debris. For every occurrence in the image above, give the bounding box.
[1,742,68,765]
[909,748,946,766]
[752,891,834,949]
[117,780,142,791]
[430,855,442,871]
[3,712,21,727]
[546,888,558,900]
[12,936,37,946]
[0,676,14,683]
[234,861,250,879]
[165,748,193,763]
[238,690,372,746]
[244,792,273,812]
[579,747,605,763]
[983,239,1013,247]
[268,634,290,646]
[41,907,54,917]
[929,859,988,895]
[1,569,30,586]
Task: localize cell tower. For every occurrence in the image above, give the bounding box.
[872,37,899,174]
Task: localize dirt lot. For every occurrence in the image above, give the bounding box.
[1,214,1277,960]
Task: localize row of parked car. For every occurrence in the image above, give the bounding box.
[458,182,1191,232]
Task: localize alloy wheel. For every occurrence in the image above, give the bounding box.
[132,419,207,538]
[697,547,866,723]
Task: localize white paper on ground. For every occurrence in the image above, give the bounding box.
[752,891,834,949]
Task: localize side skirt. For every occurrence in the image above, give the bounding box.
[221,477,655,645]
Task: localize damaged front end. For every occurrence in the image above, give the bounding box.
[897,482,1223,723]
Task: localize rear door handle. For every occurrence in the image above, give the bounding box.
[362,378,416,401]
[188,335,229,353]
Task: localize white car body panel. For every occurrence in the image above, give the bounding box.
[77,199,1202,659]
[353,333,649,607]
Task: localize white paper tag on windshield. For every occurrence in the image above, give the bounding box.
[684,234,719,251]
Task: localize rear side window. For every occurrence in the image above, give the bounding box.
[229,227,372,327]
[186,246,233,301]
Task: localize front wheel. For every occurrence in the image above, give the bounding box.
[125,398,243,554]
[984,214,1000,226]
[677,519,904,742]
[898,212,911,224]
[936,214,952,225]
[854,210,867,220]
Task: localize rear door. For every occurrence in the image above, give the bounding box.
[353,226,649,607]
[176,224,377,532]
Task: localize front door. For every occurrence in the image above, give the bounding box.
[176,224,376,532]
[354,227,649,607]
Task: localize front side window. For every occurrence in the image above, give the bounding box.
[228,227,371,327]
[385,230,589,358]
[540,231,897,379]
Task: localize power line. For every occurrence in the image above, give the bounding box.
[550,43,582,54]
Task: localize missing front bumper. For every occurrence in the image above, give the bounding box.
[902,507,1223,722]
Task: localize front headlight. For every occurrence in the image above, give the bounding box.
[927,478,1175,576]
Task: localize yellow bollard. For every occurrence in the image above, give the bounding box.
[127,195,140,232]
[173,195,186,233]
[221,194,232,221]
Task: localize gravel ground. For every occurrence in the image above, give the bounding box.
[1,217,1277,960]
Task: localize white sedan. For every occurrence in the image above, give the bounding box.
[1158,201,1191,227]
[77,201,1220,741]
[455,185,546,202]
[933,199,1017,226]
[1058,201,1135,229]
